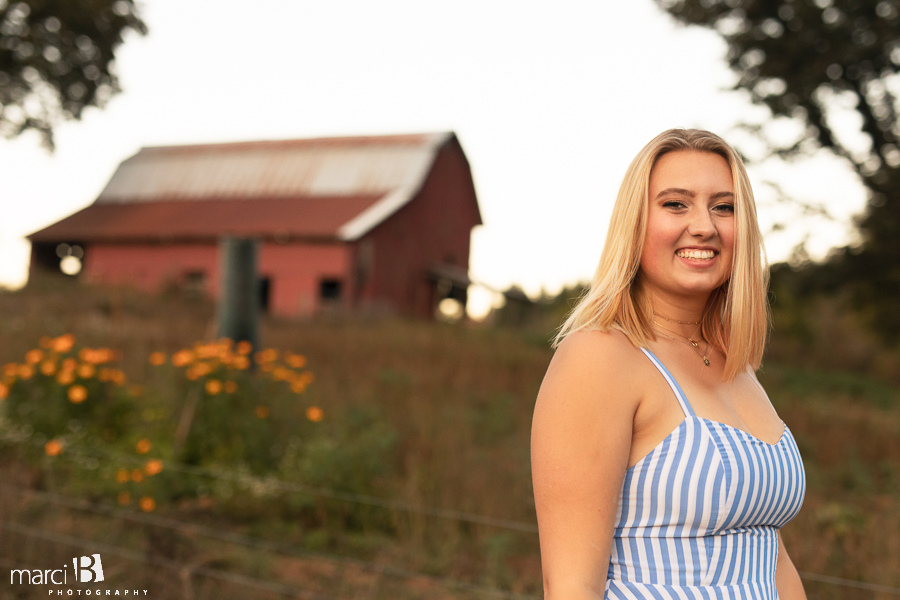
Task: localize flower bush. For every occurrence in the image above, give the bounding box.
[2,334,135,444]
[1,333,398,532]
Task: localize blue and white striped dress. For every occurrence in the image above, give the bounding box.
[605,349,806,599]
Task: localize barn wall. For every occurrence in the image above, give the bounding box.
[356,141,480,318]
[259,243,351,315]
[85,243,219,293]
[84,242,352,317]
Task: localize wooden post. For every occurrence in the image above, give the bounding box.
[217,237,259,350]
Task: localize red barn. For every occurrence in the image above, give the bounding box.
[28,132,481,319]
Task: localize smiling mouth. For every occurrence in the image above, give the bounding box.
[676,249,717,260]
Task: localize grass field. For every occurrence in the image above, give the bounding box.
[1,276,898,599]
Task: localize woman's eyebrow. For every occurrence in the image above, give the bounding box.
[655,187,694,198]
[711,191,734,199]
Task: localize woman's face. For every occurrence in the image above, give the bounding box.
[640,150,735,302]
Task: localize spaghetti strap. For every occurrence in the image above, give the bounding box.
[639,348,696,418]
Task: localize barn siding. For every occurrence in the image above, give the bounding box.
[84,241,352,317]
[357,140,479,318]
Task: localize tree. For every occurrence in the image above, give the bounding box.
[0,0,146,149]
[657,0,900,341]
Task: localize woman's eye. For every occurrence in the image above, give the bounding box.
[662,201,686,209]
[714,204,735,213]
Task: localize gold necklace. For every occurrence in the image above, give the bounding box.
[653,311,701,325]
[652,321,711,366]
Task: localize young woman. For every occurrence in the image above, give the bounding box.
[531,129,807,600]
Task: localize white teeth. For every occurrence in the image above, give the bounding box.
[677,249,716,259]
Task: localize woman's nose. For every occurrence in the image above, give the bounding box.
[687,207,716,237]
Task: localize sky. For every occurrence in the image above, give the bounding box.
[0,0,869,318]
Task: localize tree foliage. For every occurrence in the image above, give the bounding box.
[657,0,900,341]
[0,0,146,148]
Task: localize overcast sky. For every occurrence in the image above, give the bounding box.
[0,0,868,317]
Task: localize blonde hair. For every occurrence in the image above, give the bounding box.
[553,128,769,381]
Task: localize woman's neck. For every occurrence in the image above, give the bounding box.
[651,297,706,323]
[647,292,709,339]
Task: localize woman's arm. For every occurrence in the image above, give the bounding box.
[776,531,807,600]
[531,331,640,600]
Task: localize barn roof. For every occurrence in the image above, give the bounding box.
[29,131,463,243]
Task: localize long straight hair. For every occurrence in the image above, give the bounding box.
[553,129,769,381]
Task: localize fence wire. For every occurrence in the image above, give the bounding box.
[3,437,899,596]
[5,434,540,533]
[0,483,539,600]
[0,520,334,600]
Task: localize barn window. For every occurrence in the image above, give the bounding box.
[183,271,206,296]
[259,277,271,312]
[319,278,342,301]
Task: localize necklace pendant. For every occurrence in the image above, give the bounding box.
[690,340,699,347]
[703,357,710,366]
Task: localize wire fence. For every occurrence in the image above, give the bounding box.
[2,436,899,597]
[0,521,334,600]
[0,483,539,599]
[16,434,540,533]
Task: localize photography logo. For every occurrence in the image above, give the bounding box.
[9,552,147,595]
[74,554,104,583]
[9,553,103,584]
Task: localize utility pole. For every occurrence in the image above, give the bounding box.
[216,237,259,350]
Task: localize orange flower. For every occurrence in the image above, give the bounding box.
[145,459,163,476]
[52,334,75,353]
[149,352,167,366]
[186,362,212,380]
[195,343,219,359]
[67,385,88,404]
[18,365,34,379]
[39,336,53,349]
[291,381,306,394]
[131,469,144,482]
[57,370,75,385]
[25,349,43,365]
[299,371,315,384]
[45,439,63,456]
[39,360,56,376]
[4,363,18,377]
[139,497,156,512]
[254,348,278,364]
[118,492,131,506]
[110,369,126,385]
[61,357,76,371]
[136,439,151,454]
[77,363,95,379]
[255,405,269,419]
[233,355,250,370]
[236,340,253,355]
[205,379,223,395]
[171,349,194,367]
[285,353,307,369]
[306,406,324,422]
[0,383,8,399]
[272,367,292,382]
[224,380,237,394]
[79,347,115,364]
[115,469,130,483]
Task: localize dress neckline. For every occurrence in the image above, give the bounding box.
[640,347,787,448]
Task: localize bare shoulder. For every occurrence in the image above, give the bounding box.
[534,329,644,424]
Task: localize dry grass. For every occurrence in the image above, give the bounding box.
[1,274,898,598]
